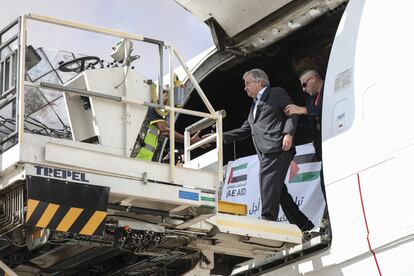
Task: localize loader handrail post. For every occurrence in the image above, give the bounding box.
[17,15,27,144]
[158,43,164,107]
[217,112,224,187]
[168,45,175,183]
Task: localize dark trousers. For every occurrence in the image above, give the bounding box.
[315,137,329,221]
[258,149,310,229]
[314,136,327,202]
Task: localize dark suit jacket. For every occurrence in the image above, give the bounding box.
[223,87,298,154]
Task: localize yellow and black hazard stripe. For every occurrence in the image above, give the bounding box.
[26,199,107,235]
[26,175,110,236]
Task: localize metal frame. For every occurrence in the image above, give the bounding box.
[0,96,18,145]
[4,13,223,185]
[0,19,20,150]
[0,49,18,98]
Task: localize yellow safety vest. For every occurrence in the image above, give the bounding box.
[135,124,161,161]
[135,78,180,161]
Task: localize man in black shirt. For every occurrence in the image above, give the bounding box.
[285,69,327,223]
[285,69,323,161]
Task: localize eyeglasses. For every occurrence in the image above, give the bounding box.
[301,76,313,88]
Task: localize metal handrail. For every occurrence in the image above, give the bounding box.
[26,81,218,120]
[10,13,223,185]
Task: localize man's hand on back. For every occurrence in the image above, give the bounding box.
[284,104,307,116]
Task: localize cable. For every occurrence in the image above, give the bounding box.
[243,240,287,249]
[106,214,158,225]
[114,65,130,89]
[4,233,26,248]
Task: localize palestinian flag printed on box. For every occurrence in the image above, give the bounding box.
[221,143,325,226]
[288,152,320,183]
[280,143,325,226]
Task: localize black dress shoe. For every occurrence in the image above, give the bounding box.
[302,231,320,242]
[300,221,315,232]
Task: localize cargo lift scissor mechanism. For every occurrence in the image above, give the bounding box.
[0,14,302,275]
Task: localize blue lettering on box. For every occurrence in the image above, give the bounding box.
[179,190,199,201]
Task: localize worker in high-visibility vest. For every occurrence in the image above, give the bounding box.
[135,89,204,161]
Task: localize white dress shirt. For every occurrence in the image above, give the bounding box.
[253,87,266,119]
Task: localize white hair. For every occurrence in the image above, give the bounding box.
[243,68,270,87]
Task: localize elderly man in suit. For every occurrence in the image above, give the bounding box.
[223,68,314,231]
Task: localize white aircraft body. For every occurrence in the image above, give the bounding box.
[176,0,414,275]
[0,0,412,275]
